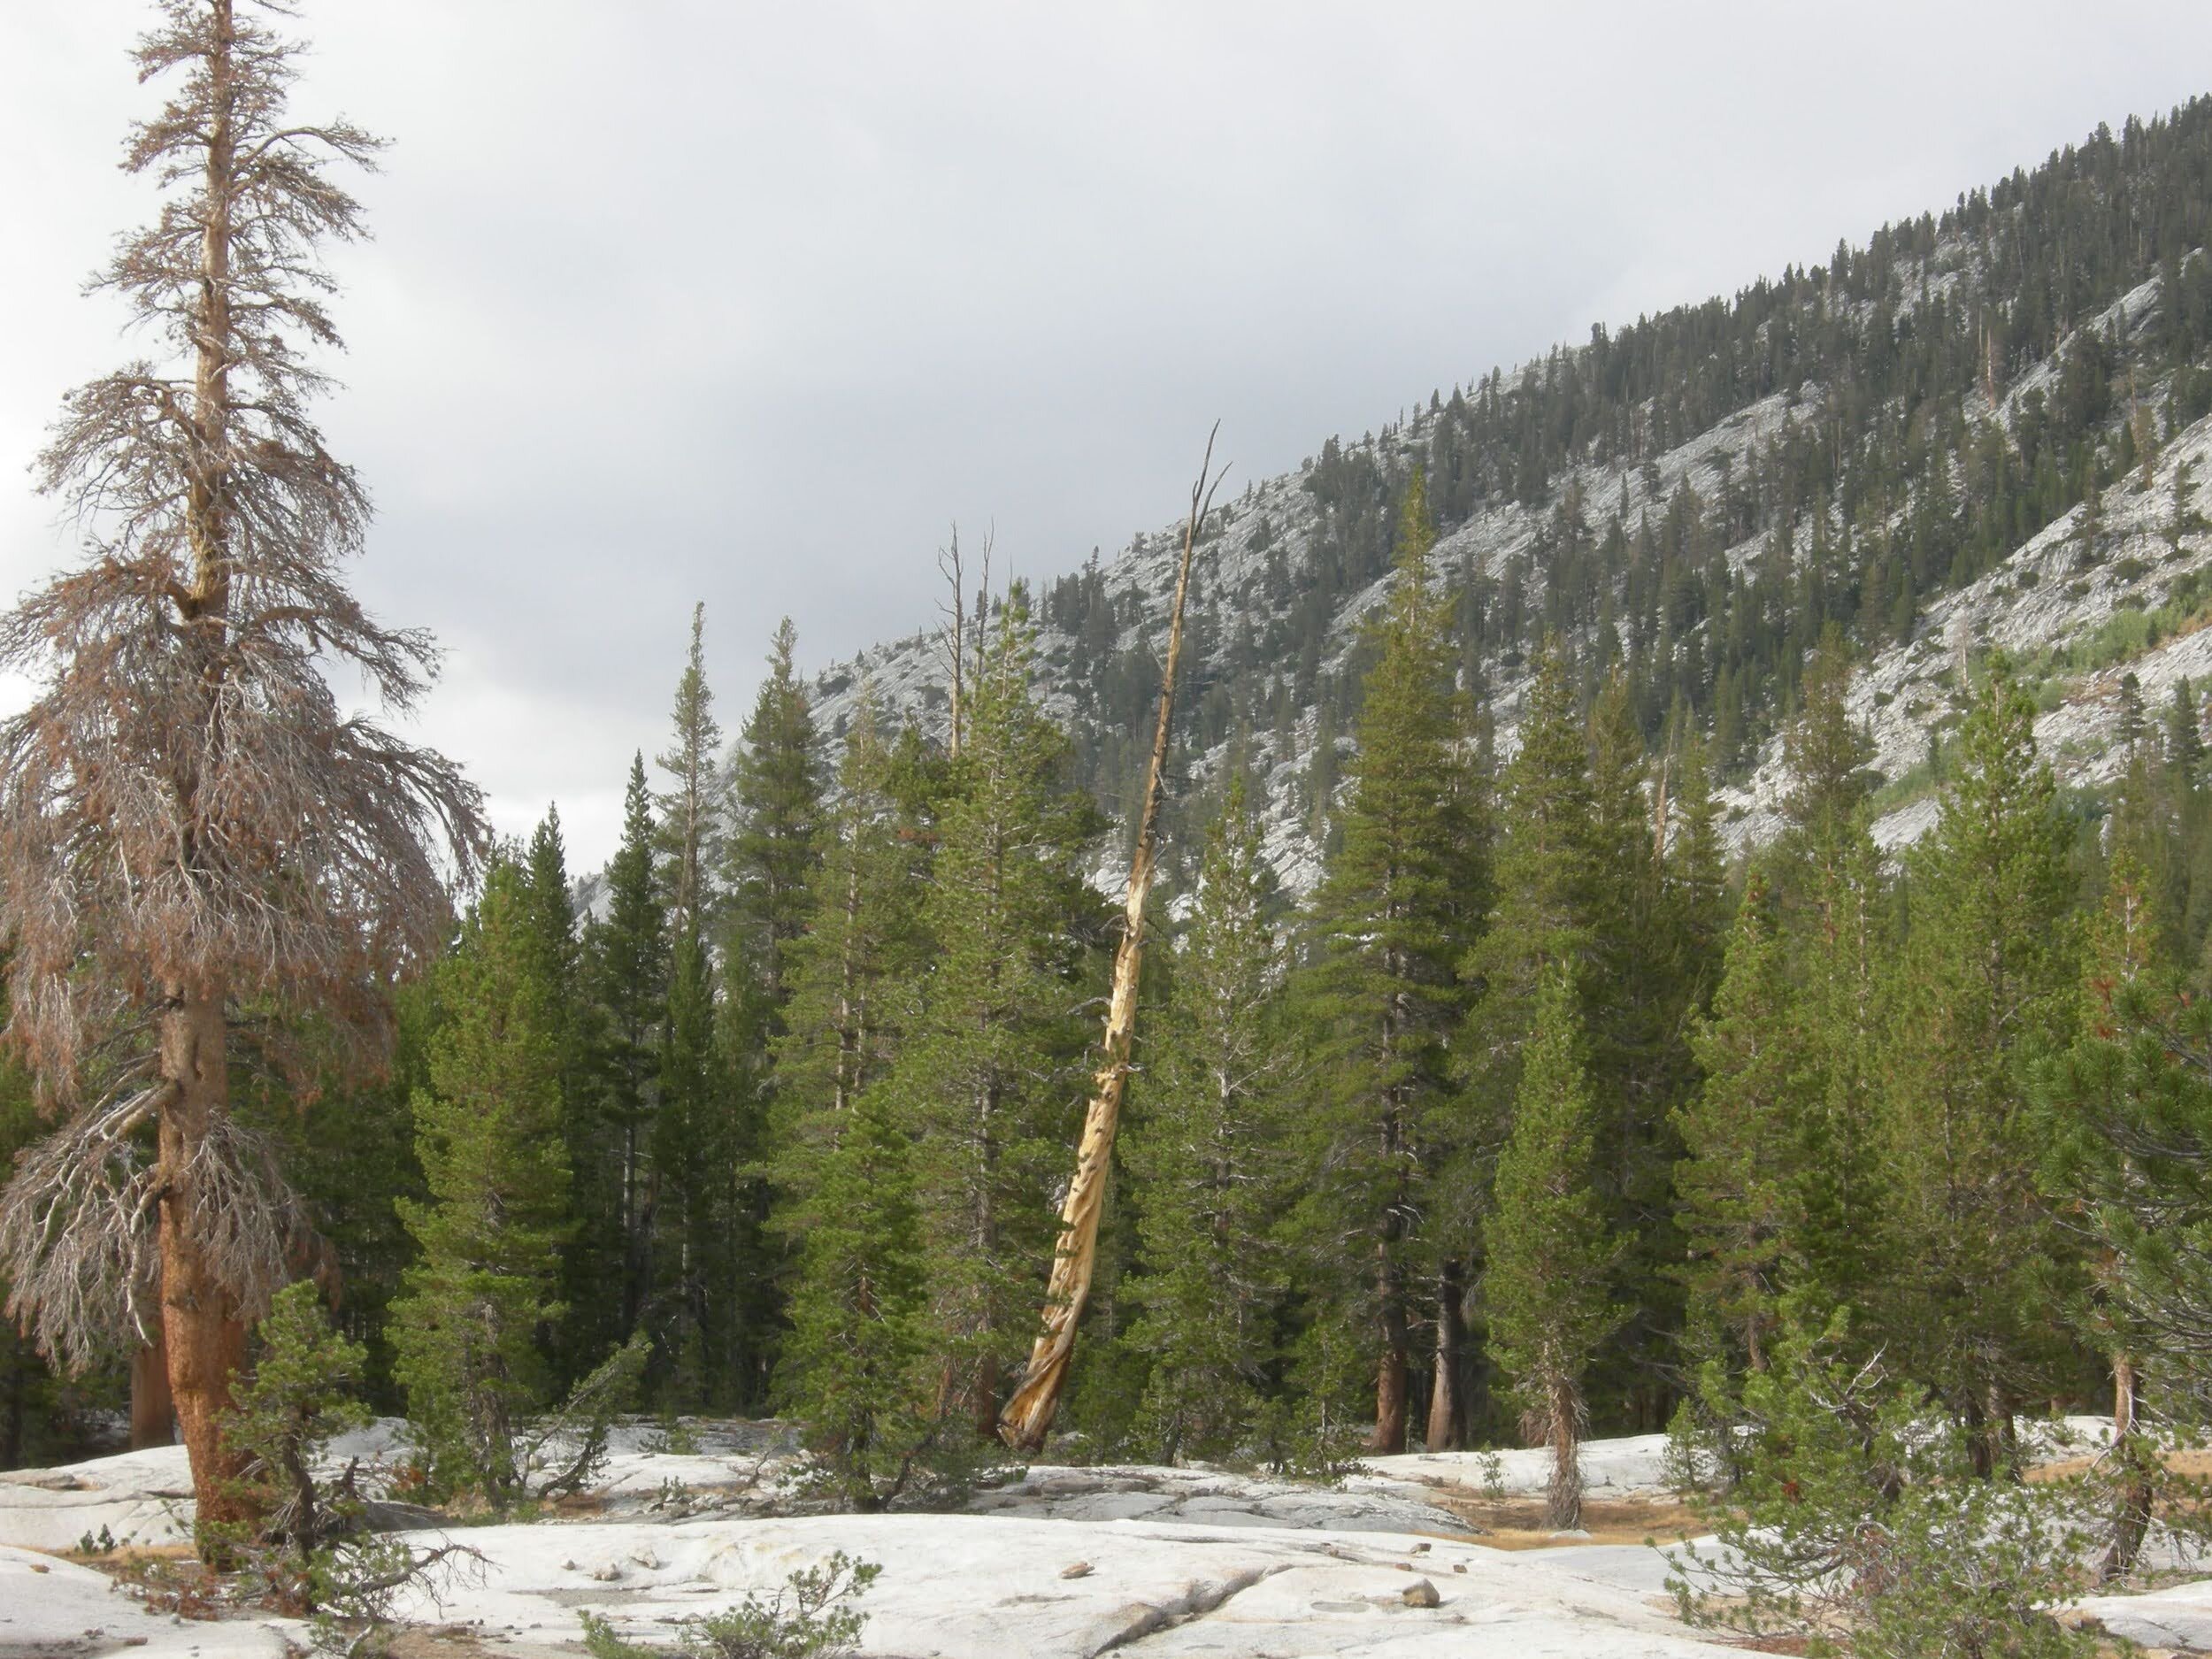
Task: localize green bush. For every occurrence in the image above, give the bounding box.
[219,1282,480,1655]
[1665,1306,2102,1659]
[579,1553,879,1659]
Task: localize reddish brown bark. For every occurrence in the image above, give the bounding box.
[157,987,248,1529]
[1425,1262,1467,1451]
[128,1329,174,1451]
[1545,1371,1584,1530]
[1370,1268,1409,1455]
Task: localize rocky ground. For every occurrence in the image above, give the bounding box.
[2,1420,2207,1657]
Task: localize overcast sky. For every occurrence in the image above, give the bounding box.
[4,3,2210,870]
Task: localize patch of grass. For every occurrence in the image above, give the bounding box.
[1869,738,1948,816]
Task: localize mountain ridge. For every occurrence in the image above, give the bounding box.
[801,102,2212,900]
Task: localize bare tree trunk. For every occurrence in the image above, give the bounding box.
[999,430,1223,1451]
[1371,1268,1409,1454]
[1545,1369,1584,1531]
[972,1352,1001,1443]
[938,529,965,758]
[1425,1261,1467,1451]
[2101,1353,2154,1585]
[129,1328,174,1450]
[157,985,249,1529]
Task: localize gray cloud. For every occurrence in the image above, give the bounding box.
[6,0,2211,865]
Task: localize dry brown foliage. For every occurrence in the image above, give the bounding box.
[0,0,485,1376]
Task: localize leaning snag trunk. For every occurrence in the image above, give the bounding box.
[998,430,1224,1451]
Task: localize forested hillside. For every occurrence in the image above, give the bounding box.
[13,44,2212,1650]
[818,97,2212,895]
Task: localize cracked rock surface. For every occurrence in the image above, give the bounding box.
[376,1512,1736,1658]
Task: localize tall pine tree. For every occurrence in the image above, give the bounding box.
[893,596,1099,1440]
[1287,469,1475,1453]
[1124,780,1291,1463]
[1876,659,2080,1464]
[390,858,572,1499]
[1483,965,1617,1528]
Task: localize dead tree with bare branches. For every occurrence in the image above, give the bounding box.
[0,0,485,1527]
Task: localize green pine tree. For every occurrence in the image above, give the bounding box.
[893,595,1100,1440]
[584,757,669,1341]
[1675,870,1800,1371]
[1482,964,1617,1529]
[1286,468,1476,1454]
[774,1075,934,1511]
[727,618,825,1018]
[524,807,618,1386]
[1462,637,1595,1091]
[656,603,726,939]
[652,924,744,1406]
[771,700,936,1235]
[1876,658,2081,1463]
[391,858,573,1500]
[1124,780,1291,1463]
[1772,640,1888,1313]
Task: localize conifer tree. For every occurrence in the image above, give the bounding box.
[1457,637,1596,1428]
[1582,670,1708,1426]
[777,1075,933,1510]
[2166,678,2204,785]
[651,926,740,1404]
[2041,848,2178,1580]
[390,859,572,1499]
[1463,638,1595,1087]
[1675,872,1800,1371]
[520,809,611,1384]
[895,596,1098,1439]
[0,0,485,1520]
[585,758,668,1340]
[1771,641,1888,1311]
[1877,660,2079,1461]
[772,700,943,1501]
[727,619,825,1017]
[772,702,934,1232]
[1287,469,1474,1453]
[1483,966,1617,1528]
[1124,781,1290,1462]
[521,810,584,1061]
[657,604,726,939]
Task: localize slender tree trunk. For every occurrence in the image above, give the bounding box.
[1425,1261,1467,1451]
[156,985,249,1529]
[2101,1353,2154,1585]
[1545,1369,1584,1531]
[1371,1280,1409,1454]
[972,1352,1001,1442]
[129,1328,174,1450]
[1962,1390,1995,1480]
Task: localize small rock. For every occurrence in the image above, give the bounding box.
[630,1547,661,1569]
[562,1560,578,1571]
[27,1562,49,1574]
[1452,1563,1467,1574]
[1060,1561,1094,1579]
[1401,1578,1440,1609]
[591,1564,624,1583]
[1410,1541,1431,1554]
